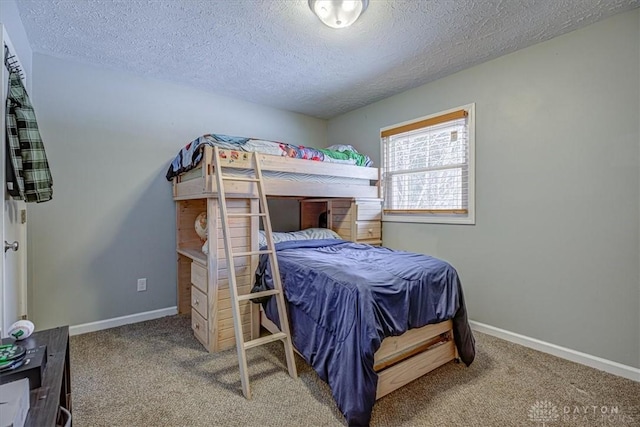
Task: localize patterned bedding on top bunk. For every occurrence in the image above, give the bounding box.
[165,133,373,180]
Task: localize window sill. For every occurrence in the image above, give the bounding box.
[382,213,475,225]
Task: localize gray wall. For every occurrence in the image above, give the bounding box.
[29,53,327,329]
[328,10,640,368]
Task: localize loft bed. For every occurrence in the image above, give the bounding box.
[168,135,474,426]
[170,136,384,351]
[170,138,380,200]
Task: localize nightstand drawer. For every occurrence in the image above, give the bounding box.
[190,261,207,293]
[191,285,207,319]
[357,221,381,241]
[191,309,208,346]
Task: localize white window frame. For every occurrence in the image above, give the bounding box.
[380,103,475,225]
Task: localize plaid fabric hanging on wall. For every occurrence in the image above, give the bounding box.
[6,69,53,203]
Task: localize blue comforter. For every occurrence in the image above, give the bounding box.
[257,239,475,426]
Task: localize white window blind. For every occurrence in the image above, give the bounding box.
[381,105,475,224]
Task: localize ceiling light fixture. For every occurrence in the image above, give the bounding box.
[308,0,369,29]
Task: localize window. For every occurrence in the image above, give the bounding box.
[381,104,475,224]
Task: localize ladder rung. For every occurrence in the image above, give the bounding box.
[220,175,259,182]
[232,249,273,257]
[227,213,266,218]
[237,289,280,301]
[244,332,287,350]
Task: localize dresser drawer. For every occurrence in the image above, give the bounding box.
[191,309,208,346]
[357,221,381,241]
[191,285,207,319]
[356,201,382,221]
[190,261,207,293]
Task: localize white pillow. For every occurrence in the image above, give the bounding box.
[258,228,342,247]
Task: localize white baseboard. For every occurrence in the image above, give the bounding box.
[69,307,178,336]
[469,320,640,382]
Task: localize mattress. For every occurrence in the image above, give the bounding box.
[178,164,372,186]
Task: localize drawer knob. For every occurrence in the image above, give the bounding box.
[194,323,200,330]
[368,228,373,233]
[194,299,199,305]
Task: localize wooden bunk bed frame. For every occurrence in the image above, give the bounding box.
[173,145,380,200]
[172,146,458,401]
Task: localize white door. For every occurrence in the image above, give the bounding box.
[0,25,28,337]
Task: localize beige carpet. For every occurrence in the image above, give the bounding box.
[70,315,639,426]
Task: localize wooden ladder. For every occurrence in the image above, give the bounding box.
[212,146,297,399]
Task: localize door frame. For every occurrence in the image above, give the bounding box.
[0,24,29,336]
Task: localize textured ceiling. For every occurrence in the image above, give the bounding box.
[15,0,640,119]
